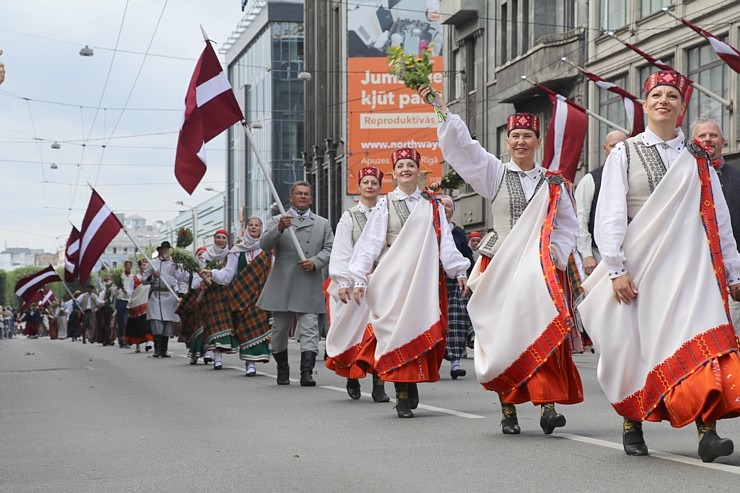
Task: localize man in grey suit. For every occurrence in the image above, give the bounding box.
[258,181,334,386]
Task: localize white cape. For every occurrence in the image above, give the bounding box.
[325,280,371,363]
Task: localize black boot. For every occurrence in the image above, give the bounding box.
[540,403,566,435]
[346,378,361,400]
[371,374,390,403]
[408,382,419,409]
[623,418,649,456]
[394,383,414,418]
[300,351,317,387]
[153,335,161,358]
[160,336,170,358]
[501,403,520,435]
[272,350,290,385]
[697,419,734,463]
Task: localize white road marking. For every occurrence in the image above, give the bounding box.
[558,433,740,473]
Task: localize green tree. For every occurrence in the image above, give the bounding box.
[0,269,7,306]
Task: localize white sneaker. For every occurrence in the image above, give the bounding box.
[245,362,257,377]
[203,350,214,364]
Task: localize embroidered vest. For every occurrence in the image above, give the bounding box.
[379,191,411,261]
[478,168,546,258]
[348,205,369,244]
[624,136,667,221]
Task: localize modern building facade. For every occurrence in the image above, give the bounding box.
[158,193,225,253]
[222,0,306,229]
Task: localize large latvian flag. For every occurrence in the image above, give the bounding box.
[680,18,740,73]
[64,226,81,282]
[535,84,587,183]
[19,288,45,314]
[14,265,61,302]
[581,69,644,136]
[175,38,244,194]
[77,189,123,285]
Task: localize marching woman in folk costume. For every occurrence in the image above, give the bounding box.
[201,218,272,376]
[349,149,470,418]
[125,259,154,353]
[424,87,583,434]
[325,167,389,403]
[143,242,188,358]
[198,229,236,370]
[180,247,207,364]
[578,70,740,462]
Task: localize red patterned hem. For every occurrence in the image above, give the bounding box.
[374,318,445,377]
[326,324,374,377]
[612,324,739,421]
[128,305,147,317]
[481,313,572,393]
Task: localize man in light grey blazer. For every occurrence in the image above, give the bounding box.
[257,181,334,387]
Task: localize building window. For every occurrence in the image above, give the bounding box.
[594,74,629,166]
[452,48,463,100]
[500,1,508,64]
[601,0,627,32]
[497,125,511,164]
[510,0,518,61]
[685,40,729,137]
[466,37,476,92]
[640,0,671,19]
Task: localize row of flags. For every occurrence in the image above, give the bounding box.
[11,16,740,311]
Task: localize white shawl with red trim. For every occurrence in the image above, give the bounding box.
[325,280,371,365]
[469,182,573,392]
[578,148,737,419]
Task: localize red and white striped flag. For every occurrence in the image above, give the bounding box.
[535,84,587,182]
[64,226,81,282]
[39,288,55,307]
[681,18,740,73]
[619,41,692,126]
[19,288,45,314]
[175,39,244,194]
[77,189,123,285]
[581,70,644,136]
[14,265,61,301]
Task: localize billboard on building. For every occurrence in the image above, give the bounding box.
[347,0,444,193]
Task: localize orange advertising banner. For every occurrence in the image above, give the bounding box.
[347,56,444,193]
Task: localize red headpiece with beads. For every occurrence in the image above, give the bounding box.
[391,148,421,166]
[643,70,690,100]
[357,167,384,185]
[507,113,540,137]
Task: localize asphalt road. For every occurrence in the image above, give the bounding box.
[2,337,740,492]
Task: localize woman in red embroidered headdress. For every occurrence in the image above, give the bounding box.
[325,166,389,403]
[420,86,583,436]
[348,149,470,418]
[579,70,740,462]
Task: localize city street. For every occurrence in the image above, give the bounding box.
[2,336,740,492]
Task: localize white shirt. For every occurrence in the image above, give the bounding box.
[574,173,597,260]
[596,127,740,284]
[210,248,264,285]
[437,112,578,268]
[329,200,385,288]
[348,187,470,286]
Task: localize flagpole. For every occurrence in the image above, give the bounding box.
[607,32,731,107]
[121,229,180,299]
[521,77,631,135]
[560,56,644,103]
[240,122,306,261]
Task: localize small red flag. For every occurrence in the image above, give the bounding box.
[681,18,740,73]
[175,39,244,194]
[77,189,123,285]
[64,226,81,282]
[581,70,644,136]
[14,265,61,301]
[535,84,587,183]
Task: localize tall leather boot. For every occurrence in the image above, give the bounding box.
[371,374,390,403]
[394,383,413,418]
[697,418,734,462]
[160,336,170,358]
[623,418,648,456]
[540,403,566,435]
[272,350,290,385]
[153,335,161,358]
[500,395,520,434]
[300,351,317,387]
[408,382,419,409]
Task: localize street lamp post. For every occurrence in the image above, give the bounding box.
[205,187,227,239]
[175,201,197,254]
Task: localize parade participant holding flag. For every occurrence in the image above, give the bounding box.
[325,167,389,403]
[349,149,469,418]
[578,70,740,462]
[420,87,583,435]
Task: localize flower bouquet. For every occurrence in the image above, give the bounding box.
[387,40,445,121]
[170,248,201,274]
[176,227,193,248]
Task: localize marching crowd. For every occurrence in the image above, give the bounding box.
[8,69,740,464]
